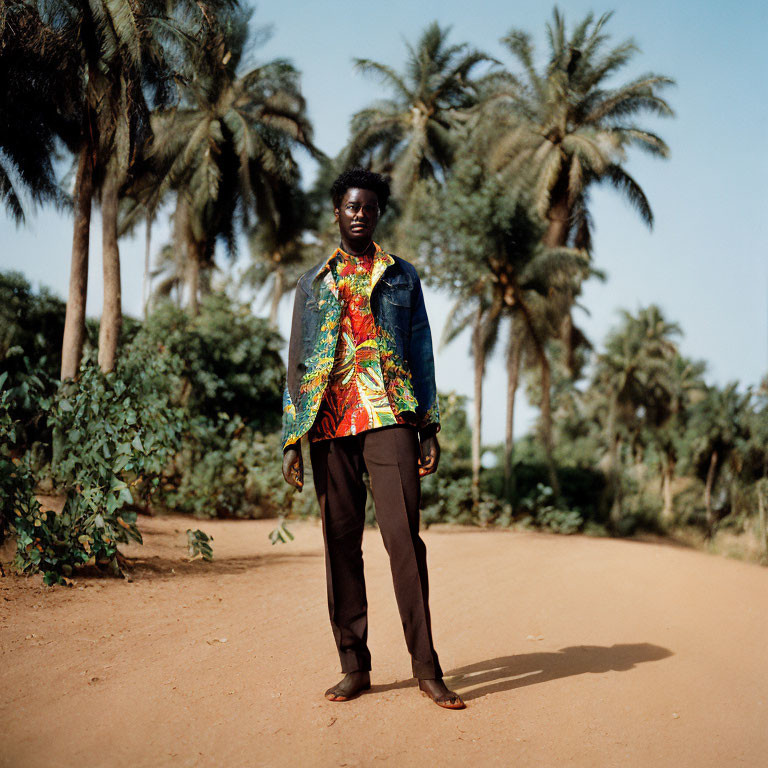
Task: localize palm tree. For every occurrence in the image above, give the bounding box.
[144,7,320,315]
[43,0,241,376]
[504,315,526,499]
[344,21,493,201]
[646,354,706,523]
[688,383,752,537]
[593,305,681,529]
[441,281,503,504]
[245,178,319,327]
[147,243,187,309]
[486,8,675,372]
[45,0,158,376]
[0,3,76,223]
[25,0,229,377]
[409,143,589,503]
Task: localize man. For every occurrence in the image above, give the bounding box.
[281,168,464,710]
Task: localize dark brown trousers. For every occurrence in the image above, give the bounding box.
[309,424,443,680]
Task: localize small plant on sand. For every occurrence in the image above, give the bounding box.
[186,529,214,561]
[269,518,294,545]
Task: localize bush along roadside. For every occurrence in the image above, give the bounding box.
[1,372,44,554]
[10,339,185,584]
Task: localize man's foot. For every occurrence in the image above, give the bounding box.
[324,670,371,702]
[418,678,466,709]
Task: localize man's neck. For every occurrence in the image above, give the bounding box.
[339,237,375,257]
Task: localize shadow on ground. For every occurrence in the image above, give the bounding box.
[120,550,322,580]
[371,643,673,701]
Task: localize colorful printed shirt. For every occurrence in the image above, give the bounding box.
[310,244,405,441]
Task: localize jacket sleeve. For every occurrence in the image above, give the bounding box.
[408,273,440,438]
[281,278,306,452]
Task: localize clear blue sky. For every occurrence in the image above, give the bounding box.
[2,0,767,444]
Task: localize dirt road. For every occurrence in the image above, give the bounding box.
[2,515,767,767]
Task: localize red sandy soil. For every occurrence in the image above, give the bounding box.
[2,514,767,767]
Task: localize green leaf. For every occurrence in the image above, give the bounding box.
[113,455,131,473]
[118,487,134,505]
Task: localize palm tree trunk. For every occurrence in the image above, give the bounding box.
[515,289,560,496]
[269,265,284,328]
[542,184,571,248]
[98,172,122,373]
[660,457,675,524]
[560,311,576,375]
[705,449,718,537]
[173,193,198,315]
[61,144,94,380]
[538,350,560,495]
[471,305,485,508]
[603,389,624,531]
[609,436,624,529]
[142,208,152,319]
[543,176,578,376]
[504,327,522,501]
[187,240,200,316]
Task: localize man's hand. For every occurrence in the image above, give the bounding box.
[418,435,440,477]
[282,446,304,490]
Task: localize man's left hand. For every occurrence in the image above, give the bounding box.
[418,435,440,477]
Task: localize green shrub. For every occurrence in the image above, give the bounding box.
[159,418,292,519]
[420,391,480,526]
[519,483,584,534]
[0,271,64,383]
[482,444,606,525]
[20,338,186,580]
[0,372,41,544]
[142,296,284,429]
[422,474,475,526]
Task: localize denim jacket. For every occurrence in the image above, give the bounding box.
[281,247,440,451]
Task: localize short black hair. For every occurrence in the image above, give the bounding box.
[330,168,391,214]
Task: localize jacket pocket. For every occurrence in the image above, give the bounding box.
[379,276,412,308]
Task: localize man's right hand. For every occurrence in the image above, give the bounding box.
[282,446,304,490]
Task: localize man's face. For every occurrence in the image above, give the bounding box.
[334,187,380,247]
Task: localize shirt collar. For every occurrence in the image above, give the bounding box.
[314,241,392,279]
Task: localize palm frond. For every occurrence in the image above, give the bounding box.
[354,59,412,101]
[0,166,25,225]
[532,145,564,218]
[584,74,676,123]
[602,163,654,228]
[561,132,610,175]
[440,295,479,349]
[609,127,670,158]
[501,29,543,98]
